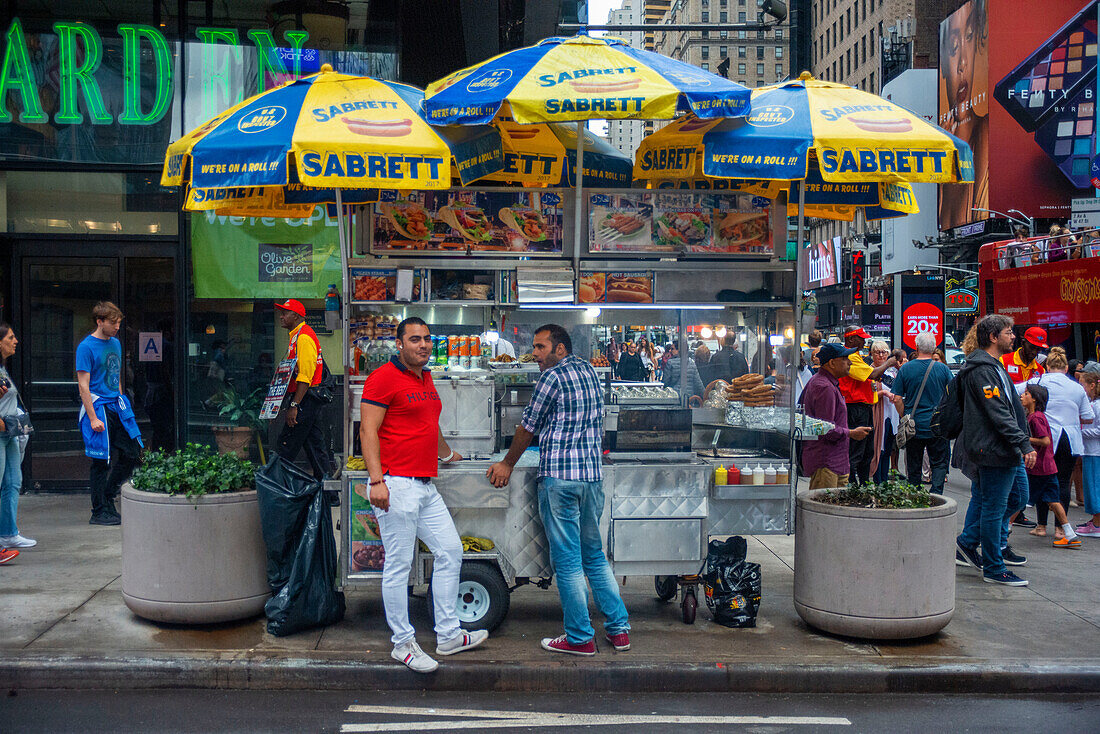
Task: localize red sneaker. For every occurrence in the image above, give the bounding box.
[0,548,19,564]
[605,632,631,651]
[540,634,596,656]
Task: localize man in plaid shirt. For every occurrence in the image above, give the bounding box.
[489,324,630,656]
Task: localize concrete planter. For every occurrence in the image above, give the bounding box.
[794,489,957,640]
[121,482,270,624]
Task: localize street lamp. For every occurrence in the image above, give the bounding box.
[971,207,1033,233]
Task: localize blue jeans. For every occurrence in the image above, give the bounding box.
[958,462,1027,577]
[538,477,630,644]
[0,435,23,536]
[1001,464,1030,550]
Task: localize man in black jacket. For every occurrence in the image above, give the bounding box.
[954,314,1036,587]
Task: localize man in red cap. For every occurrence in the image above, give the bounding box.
[1001,327,1047,384]
[275,299,336,480]
[839,326,896,485]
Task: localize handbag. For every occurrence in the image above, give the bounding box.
[1,394,34,438]
[895,358,935,450]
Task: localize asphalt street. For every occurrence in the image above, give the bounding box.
[2,690,1098,733]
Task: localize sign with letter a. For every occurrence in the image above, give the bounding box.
[138,332,163,362]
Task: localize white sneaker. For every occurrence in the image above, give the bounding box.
[0,534,36,549]
[391,640,438,673]
[436,629,488,656]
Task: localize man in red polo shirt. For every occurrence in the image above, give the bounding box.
[839,326,896,486]
[360,316,487,673]
[1001,327,1047,384]
[275,299,336,480]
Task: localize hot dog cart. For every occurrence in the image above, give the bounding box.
[337,186,813,627]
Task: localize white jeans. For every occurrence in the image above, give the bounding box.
[375,475,463,646]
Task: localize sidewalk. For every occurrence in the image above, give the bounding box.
[2,470,1099,693]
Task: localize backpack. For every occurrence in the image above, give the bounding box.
[930,372,964,440]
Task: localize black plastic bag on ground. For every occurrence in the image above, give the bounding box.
[255,455,345,636]
[702,536,761,628]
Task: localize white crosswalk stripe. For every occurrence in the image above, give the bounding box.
[340,704,851,731]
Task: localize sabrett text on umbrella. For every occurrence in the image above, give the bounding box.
[537,68,638,86]
[501,153,557,176]
[312,101,399,122]
[637,146,695,172]
[818,104,895,121]
[299,151,445,180]
[544,97,644,114]
[819,147,948,175]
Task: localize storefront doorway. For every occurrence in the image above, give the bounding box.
[13,242,181,490]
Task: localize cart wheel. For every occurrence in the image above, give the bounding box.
[681,588,697,625]
[430,561,510,632]
[654,575,678,602]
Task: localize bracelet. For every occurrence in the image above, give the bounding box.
[370,479,385,486]
[442,450,455,462]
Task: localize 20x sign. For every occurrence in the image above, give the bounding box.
[902,302,943,351]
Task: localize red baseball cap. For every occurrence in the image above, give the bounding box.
[1024,326,1048,349]
[274,299,306,318]
[844,327,872,339]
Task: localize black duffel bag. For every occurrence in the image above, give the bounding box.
[701,536,762,628]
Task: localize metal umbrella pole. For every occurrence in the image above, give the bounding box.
[574,121,585,284]
[789,179,806,531]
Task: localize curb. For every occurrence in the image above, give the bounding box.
[3,655,1099,694]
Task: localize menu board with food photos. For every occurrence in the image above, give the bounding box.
[579,271,655,304]
[589,191,772,256]
[348,268,423,303]
[370,189,564,255]
[349,479,384,578]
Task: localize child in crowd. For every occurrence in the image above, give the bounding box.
[1076,364,1100,537]
[1021,384,1081,548]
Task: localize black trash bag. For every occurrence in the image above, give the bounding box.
[701,536,761,628]
[255,455,345,636]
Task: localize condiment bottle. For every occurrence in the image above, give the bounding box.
[753,464,765,485]
[741,465,754,484]
[776,464,789,485]
[764,464,777,485]
[727,464,741,485]
[714,465,728,486]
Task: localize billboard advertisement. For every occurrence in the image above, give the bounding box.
[894,274,946,352]
[804,236,842,289]
[938,1,1096,230]
[882,70,940,274]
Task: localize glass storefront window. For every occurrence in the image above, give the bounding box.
[2,171,178,235]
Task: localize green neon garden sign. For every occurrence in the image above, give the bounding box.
[0,18,314,126]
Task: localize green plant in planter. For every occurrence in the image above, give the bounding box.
[132,443,255,500]
[818,471,933,510]
[209,387,265,431]
[208,387,267,463]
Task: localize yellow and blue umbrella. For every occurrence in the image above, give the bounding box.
[422,32,751,125]
[162,65,504,193]
[485,109,633,187]
[634,73,973,185]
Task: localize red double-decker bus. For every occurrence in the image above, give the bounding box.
[978,239,1100,358]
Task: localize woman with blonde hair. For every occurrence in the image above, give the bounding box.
[960,324,979,356]
[1022,347,1094,540]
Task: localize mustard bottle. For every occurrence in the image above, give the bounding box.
[715,464,728,486]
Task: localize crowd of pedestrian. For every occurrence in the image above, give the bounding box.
[799,313,1099,588]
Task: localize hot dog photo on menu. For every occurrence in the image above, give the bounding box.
[604,272,654,303]
[589,193,655,252]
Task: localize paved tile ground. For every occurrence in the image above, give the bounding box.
[2,469,1097,668]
